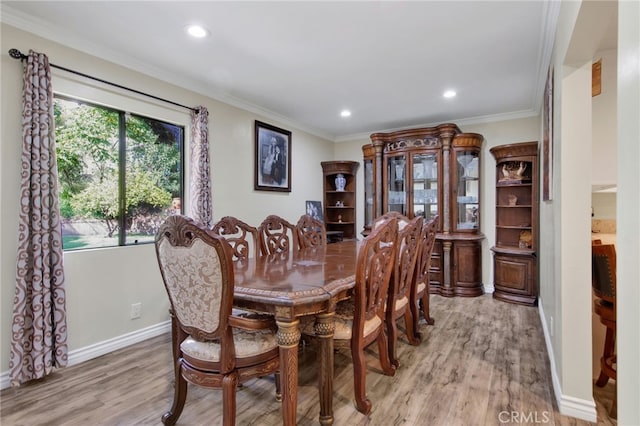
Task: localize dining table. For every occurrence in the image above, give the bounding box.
[233,240,360,426]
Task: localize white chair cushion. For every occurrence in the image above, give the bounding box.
[181,328,277,362]
[395,295,409,311]
[417,282,426,293]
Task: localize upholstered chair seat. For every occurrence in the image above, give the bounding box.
[181,328,277,363]
[303,299,382,341]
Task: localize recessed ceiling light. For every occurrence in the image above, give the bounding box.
[340,110,352,118]
[186,24,208,38]
[443,90,457,98]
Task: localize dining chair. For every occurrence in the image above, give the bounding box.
[302,215,398,415]
[384,214,423,366]
[212,216,260,261]
[258,214,299,255]
[410,215,439,340]
[592,243,617,418]
[296,214,327,248]
[155,215,280,426]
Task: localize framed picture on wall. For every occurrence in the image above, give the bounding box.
[255,120,292,192]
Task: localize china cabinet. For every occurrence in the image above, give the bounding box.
[489,142,539,306]
[362,123,484,297]
[321,161,360,240]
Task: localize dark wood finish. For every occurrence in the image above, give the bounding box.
[321,161,360,240]
[362,144,377,235]
[212,216,260,260]
[258,214,299,255]
[350,216,398,414]
[373,213,423,366]
[155,216,280,426]
[296,214,327,248]
[592,243,617,418]
[490,141,539,306]
[412,214,439,336]
[232,240,360,425]
[362,124,485,297]
[302,216,398,416]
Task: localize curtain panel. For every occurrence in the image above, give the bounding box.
[10,50,68,386]
[189,107,212,227]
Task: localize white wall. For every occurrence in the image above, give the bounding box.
[539,1,640,423]
[591,193,616,220]
[592,49,618,187]
[0,23,335,383]
[538,0,596,421]
[616,1,640,423]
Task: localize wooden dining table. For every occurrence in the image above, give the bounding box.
[233,240,359,425]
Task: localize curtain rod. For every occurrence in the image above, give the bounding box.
[9,48,200,113]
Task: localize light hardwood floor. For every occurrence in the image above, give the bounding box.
[1,295,616,425]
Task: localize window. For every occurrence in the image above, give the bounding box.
[55,96,184,250]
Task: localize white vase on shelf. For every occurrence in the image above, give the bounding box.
[335,174,346,191]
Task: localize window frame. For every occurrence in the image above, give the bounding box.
[53,72,190,251]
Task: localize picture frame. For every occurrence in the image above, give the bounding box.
[255,120,292,192]
[542,65,553,201]
[305,200,323,222]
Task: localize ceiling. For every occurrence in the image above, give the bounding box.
[2,1,561,141]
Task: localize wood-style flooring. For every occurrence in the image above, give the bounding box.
[0,295,616,425]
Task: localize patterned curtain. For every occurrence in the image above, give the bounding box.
[11,50,68,386]
[189,107,212,227]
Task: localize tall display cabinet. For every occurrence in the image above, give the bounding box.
[321,161,360,240]
[362,123,485,297]
[489,142,539,306]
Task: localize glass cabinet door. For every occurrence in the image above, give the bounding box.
[411,152,438,221]
[363,158,374,229]
[455,150,480,230]
[386,155,406,215]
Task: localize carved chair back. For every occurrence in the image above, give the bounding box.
[296,214,327,248]
[410,214,439,334]
[299,216,397,416]
[212,216,260,261]
[156,215,233,339]
[382,214,423,360]
[258,215,299,255]
[354,215,397,338]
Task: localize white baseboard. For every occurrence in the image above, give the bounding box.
[537,301,597,422]
[1,321,170,390]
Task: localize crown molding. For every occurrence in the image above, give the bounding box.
[334,108,539,143]
[0,4,334,142]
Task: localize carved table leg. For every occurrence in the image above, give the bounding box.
[276,319,301,426]
[314,312,336,426]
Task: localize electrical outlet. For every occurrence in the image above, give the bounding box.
[131,302,142,319]
[550,316,554,337]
